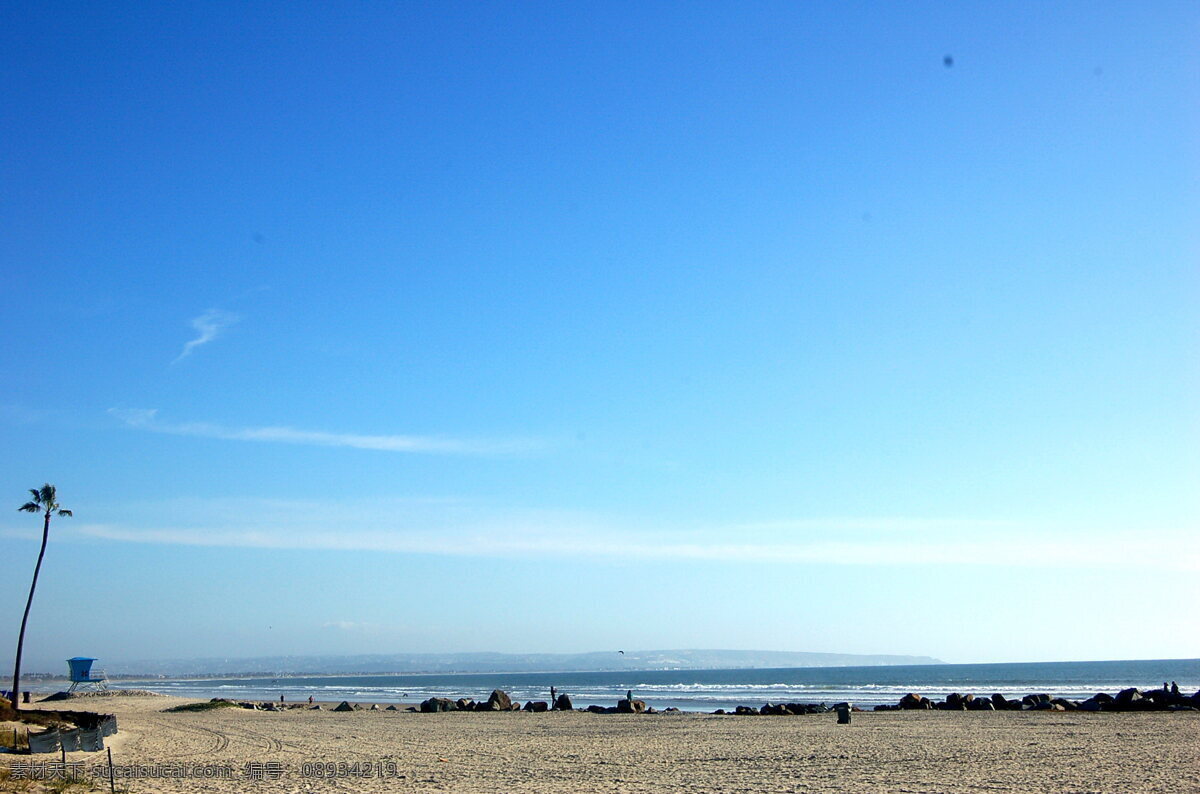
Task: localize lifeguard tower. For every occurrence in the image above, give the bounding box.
[66,657,109,693]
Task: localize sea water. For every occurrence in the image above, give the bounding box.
[114,658,1200,711]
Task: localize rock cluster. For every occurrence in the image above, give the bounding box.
[873,684,1200,713]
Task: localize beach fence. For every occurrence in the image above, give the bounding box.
[24,714,115,754]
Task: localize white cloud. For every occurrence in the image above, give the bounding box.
[107,408,537,455]
[173,309,238,363]
[64,502,1200,572]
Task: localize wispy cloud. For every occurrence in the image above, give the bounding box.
[173,309,238,363]
[108,408,539,455]
[60,499,1200,572]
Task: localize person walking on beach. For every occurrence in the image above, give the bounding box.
[308,695,314,704]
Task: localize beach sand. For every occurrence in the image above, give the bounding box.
[4,695,1198,792]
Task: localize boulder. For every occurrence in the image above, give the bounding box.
[420,698,457,713]
[943,693,968,710]
[967,698,995,711]
[456,699,475,711]
[524,701,549,712]
[734,705,757,716]
[616,699,647,714]
[332,701,356,712]
[586,705,607,714]
[484,690,512,711]
[308,705,322,710]
[385,705,399,711]
[554,694,573,711]
[712,709,727,715]
[899,693,929,710]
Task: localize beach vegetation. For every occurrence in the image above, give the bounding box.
[11,485,72,713]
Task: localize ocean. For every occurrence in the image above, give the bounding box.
[114,658,1200,712]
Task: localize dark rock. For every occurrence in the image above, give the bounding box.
[420,697,457,713]
[456,699,475,711]
[524,701,549,712]
[617,699,647,714]
[385,705,398,711]
[899,693,929,710]
[712,709,727,715]
[586,705,607,714]
[645,707,658,714]
[484,690,512,711]
[663,707,681,713]
[554,694,573,711]
[734,705,758,715]
[308,705,322,710]
[967,698,995,711]
[944,693,968,710]
[873,704,899,711]
[333,701,356,712]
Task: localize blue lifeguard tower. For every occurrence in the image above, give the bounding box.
[66,657,108,693]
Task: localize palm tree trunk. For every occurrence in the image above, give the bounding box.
[10,510,51,712]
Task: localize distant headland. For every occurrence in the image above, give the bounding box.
[58,649,944,678]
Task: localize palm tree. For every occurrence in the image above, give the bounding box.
[10,484,71,711]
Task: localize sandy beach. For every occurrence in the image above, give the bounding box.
[1,694,1195,792]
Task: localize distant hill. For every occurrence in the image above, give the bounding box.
[99,649,943,677]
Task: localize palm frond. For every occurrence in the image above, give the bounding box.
[19,502,39,512]
[29,489,42,503]
[57,509,72,517]
[39,484,56,504]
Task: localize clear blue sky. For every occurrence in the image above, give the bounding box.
[2,1,1196,671]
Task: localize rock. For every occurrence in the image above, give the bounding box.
[899,693,929,710]
[663,707,680,713]
[332,701,356,712]
[645,707,658,714]
[369,704,380,711]
[456,699,475,711]
[943,693,968,710]
[586,705,607,714]
[524,701,549,712]
[616,699,647,714]
[1115,688,1142,706]
[734,705,757,716]
[967,698,995,711]
[712,709,727,715]
[554,694,573,711]
[308,705,322,710]
[385,705,398,711]
[484,690,512,711]
[420,698,457,713]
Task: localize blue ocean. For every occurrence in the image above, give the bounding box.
[117,658,1200,712]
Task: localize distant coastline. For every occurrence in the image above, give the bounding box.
[26,648,944,679]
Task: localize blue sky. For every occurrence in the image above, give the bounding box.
[2,1,1197,671]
